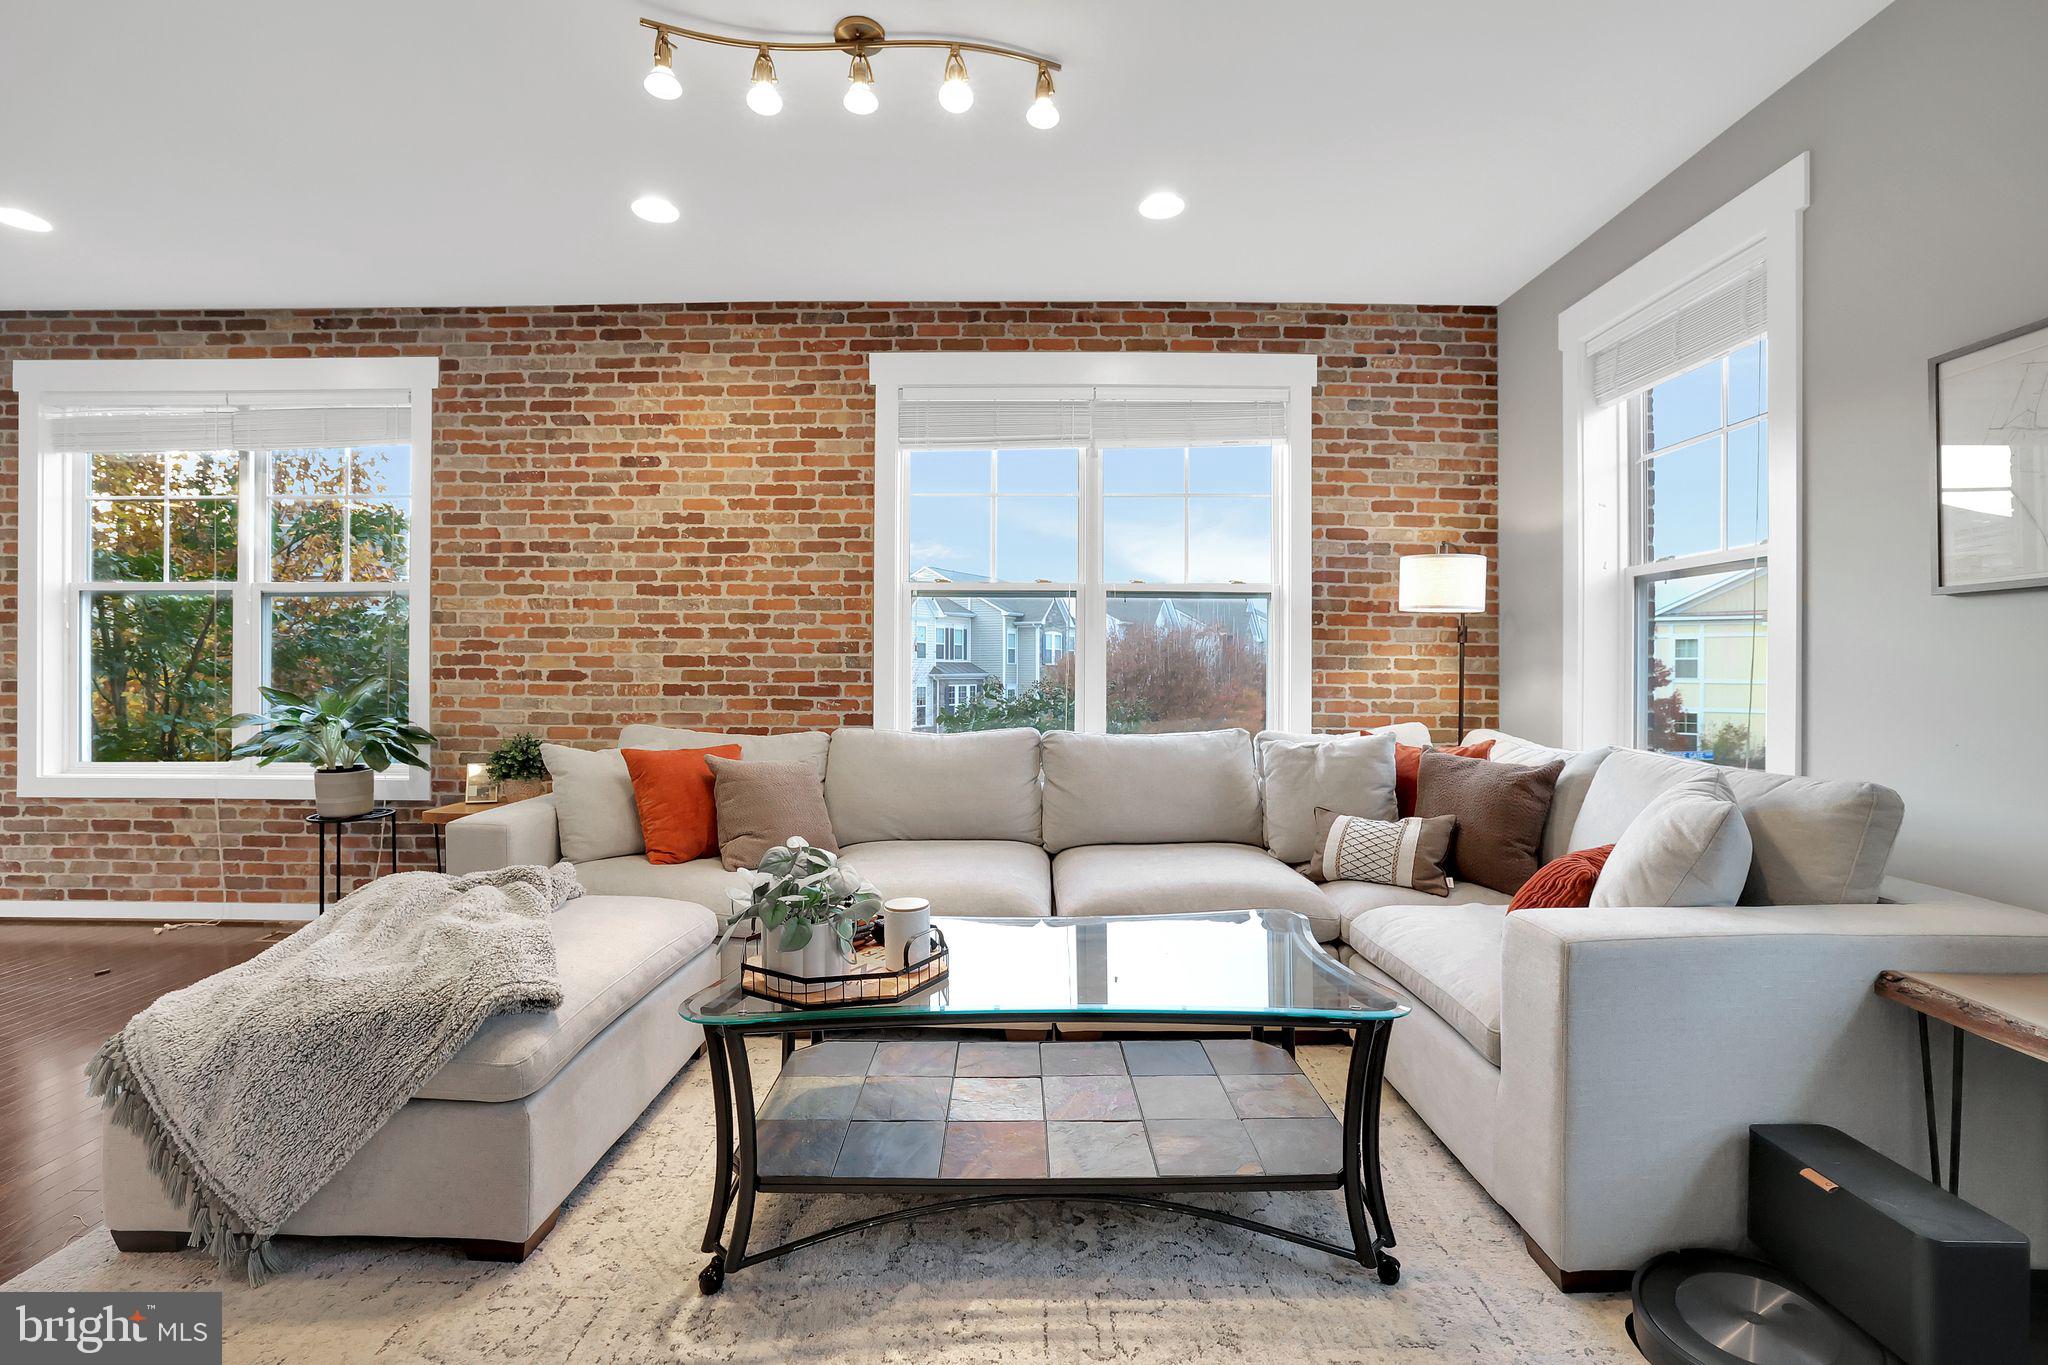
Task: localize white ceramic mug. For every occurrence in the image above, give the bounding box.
[883,897,933,971]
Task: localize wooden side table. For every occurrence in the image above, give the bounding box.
[421,801,509,872]
[1874,969,2048,1195]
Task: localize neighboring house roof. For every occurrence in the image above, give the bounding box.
[928,661,993,680]
[1106,596,1267,637]
[1656,566,1766,618]
[985,595,1072,626]
[918,596,977,618]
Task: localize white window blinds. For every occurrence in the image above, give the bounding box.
[41,390,414,453]
[895,386,1288,448]
[1588,262,1766,407]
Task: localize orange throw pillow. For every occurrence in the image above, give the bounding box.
[623,745,742,864]
[1393,739,1494,818]
[1508,845,1616,912]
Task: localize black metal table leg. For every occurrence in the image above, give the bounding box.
[1947,1025,1965,1194]
[726,1031,760,1271]
[316,820,330,915]
[1917,1014,1941,1185]
[434,823,445,873]
[701,1027,734,1253]
[332,823,343,915]
[388,810,399,875]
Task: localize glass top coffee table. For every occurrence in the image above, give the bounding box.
[681,909,1409,1294]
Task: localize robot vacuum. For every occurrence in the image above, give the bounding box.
[1627,1250,1892,1365]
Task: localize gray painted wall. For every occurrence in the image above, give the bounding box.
[1497,0,2048,911]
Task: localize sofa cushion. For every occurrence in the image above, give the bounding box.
[825,727,1042,845]
[1343,902,1506,1065]
[1567,747,1701,849]
[707,756,839,870]
[622,743,740,864]
[1720,768,1904,906]
[615,725,830,780]
[541,743,645,863]
[576,854,748,909]
[1593,770,1753,908]
[1568,747,1904,905]
[839,840,1052,918]
[1323,877,1510,927]
[1305,811,1456,896]
[1041,729,1262,854]
[1254,730,1398,863]
[416,894,717,1103]
[1394,739,1494,818]
[1051,842,1338,942]
[1465,729,1615,863]
[1414,750,1563,895]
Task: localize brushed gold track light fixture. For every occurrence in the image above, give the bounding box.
[636,14,1061,127]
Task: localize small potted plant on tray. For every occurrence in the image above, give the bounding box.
[222,679,436,818]
[485,733,551,802]
[723,837,883,981]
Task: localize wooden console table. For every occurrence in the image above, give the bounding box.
[1874,970,2048,1194]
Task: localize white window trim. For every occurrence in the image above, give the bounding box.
[869,352,1316,734]
[15,356,439,800]
[1556,154,1806,772]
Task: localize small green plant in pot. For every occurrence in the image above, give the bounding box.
[485,733,550,802]
[720,837,882,981]
[222,679,436,818]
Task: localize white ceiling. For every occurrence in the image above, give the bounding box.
[0,0,1889,310]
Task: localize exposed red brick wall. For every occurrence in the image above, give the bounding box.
[0,302,1496,906]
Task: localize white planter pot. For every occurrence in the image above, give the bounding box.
[763,927,846,981]
[314,766,375,818]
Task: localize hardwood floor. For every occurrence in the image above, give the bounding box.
[0,921,282,1283]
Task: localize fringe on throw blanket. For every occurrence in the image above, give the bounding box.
[88,1033,286,1285]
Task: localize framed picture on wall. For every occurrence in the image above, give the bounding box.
[1931,316,2048,593]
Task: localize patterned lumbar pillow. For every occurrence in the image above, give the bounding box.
[1305,807,1456,894]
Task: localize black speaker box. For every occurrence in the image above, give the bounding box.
[1748,1124,2030,1365]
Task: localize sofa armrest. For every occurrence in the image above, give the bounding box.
[1493,895,2048,1274]
[445,795,561,875]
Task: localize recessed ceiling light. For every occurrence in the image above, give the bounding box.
[0,206,54,233]
[1137,190,1185,221]
[631,194,680,224]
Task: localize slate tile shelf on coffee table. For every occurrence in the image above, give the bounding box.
[681,910,1409,1294]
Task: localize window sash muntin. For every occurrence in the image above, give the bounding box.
[62,441,419,779]
[897,437,1277,736]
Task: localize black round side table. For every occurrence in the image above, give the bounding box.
[305,807,398,915]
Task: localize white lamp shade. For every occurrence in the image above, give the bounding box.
[1398,552,1486,614]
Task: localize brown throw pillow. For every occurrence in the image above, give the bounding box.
[706,756,840,871]
[1413,750,1563,895]
[1304,808,1456,895]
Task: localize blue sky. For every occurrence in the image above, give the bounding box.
[909,445,1273,583]
[1642,340,1767,559]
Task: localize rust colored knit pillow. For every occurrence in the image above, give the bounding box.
[623,744,742,864]
[1508,845,1617,912]
[1393,739,1494,818]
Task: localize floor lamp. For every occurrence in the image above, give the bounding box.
[1398,547,1487,740]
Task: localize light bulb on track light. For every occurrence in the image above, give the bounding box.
[746,48,782,115]
[843,50,878,115]
[1026,65,1059,129]
[643,32,681,100]
[939,47,973,113]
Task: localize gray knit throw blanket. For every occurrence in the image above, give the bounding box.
[88,863,578,1284]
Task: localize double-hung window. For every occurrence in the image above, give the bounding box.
[872,354,1315,735]
[1558,156,1805,773]
[16,358,437,798]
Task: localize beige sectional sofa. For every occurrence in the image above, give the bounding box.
[103,719,2048,1280]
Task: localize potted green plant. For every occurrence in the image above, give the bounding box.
[720,837,882,980]
[222,679,436,818]
[485,733,551,802]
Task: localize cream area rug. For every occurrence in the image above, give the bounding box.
[8,1042,1637,1364]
